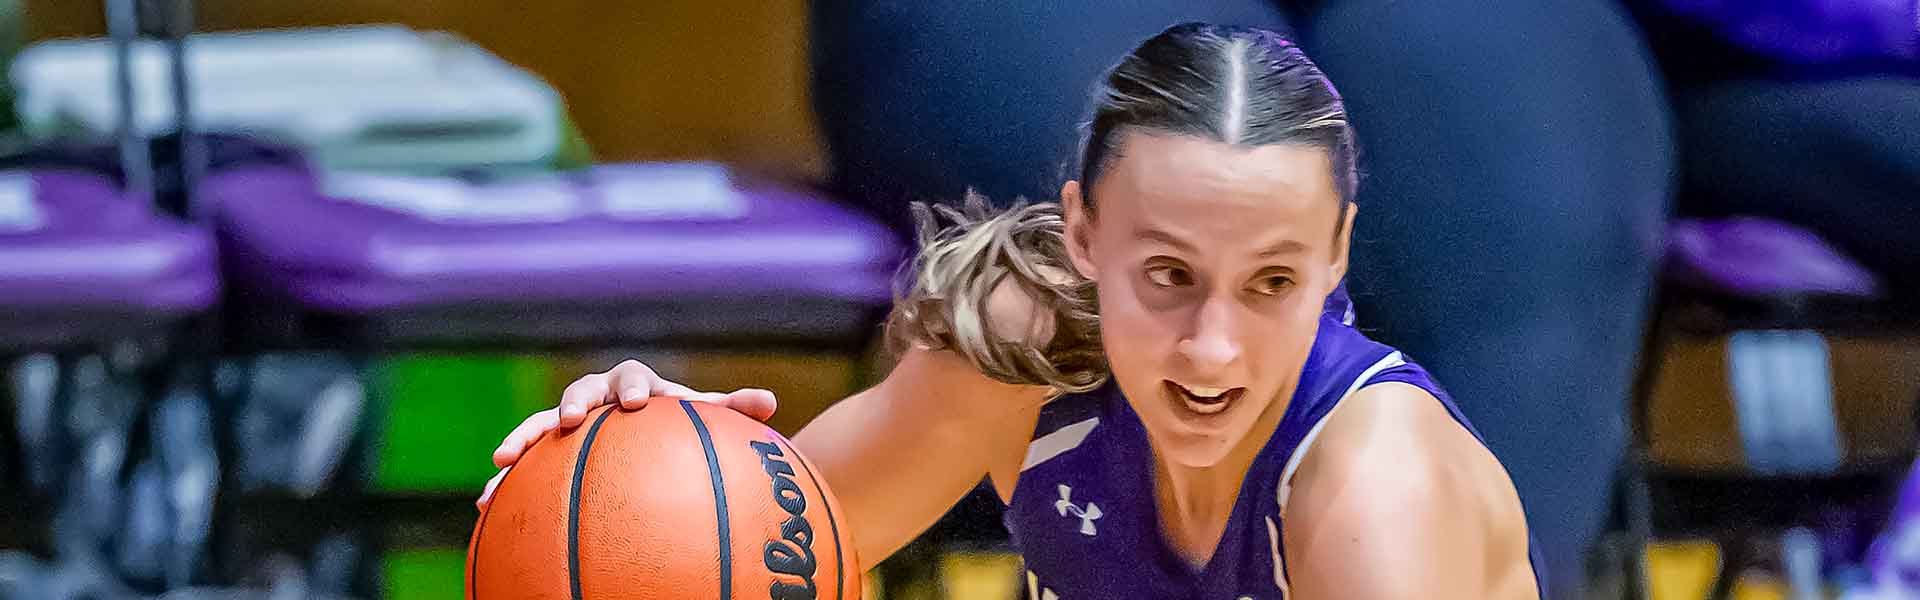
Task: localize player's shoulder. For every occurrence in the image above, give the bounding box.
[1309,316,1470,432]
[1322,382,1462,456]
[1276,317,1481,500]
[1304,321,1470,468]
[1287,381,1535,593]
[1297,376,1515,525]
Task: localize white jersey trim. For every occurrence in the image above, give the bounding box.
[1022,417,1101,472]
[1274,351,1406,513]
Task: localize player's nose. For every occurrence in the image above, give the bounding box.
[1177,299,1242,373]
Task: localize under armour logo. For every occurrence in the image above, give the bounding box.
[1055,484,1102,536]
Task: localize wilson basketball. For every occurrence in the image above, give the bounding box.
[468,400,860,600]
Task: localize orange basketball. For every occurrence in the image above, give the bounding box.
[468,399,861,600]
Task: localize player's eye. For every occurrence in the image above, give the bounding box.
[1249,274,1294,296]
[1144,263,1193,288]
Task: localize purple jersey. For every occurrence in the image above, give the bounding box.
[1005,292,1546,599]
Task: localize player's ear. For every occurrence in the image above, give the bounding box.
[1062,181,1098,281]
[1330,201,1355,284]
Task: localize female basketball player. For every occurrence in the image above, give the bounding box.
[486,23,1543,598]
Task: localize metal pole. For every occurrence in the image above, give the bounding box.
[105,0,153,209]
[165,0,202,220]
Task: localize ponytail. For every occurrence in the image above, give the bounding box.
[885,192,1107,393]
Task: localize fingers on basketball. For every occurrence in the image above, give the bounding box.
[493,408,560,469]
[470,402,859,599]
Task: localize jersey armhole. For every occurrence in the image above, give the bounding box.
[1275,351,1408,515]
[1021,416,1101,471]
[1000,397,1102,504]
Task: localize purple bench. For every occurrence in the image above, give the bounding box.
[0,167,218,349]
[202,147,903,351]
[133,139,907,588]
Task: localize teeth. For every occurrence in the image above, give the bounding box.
[1179,384,1230,398]
[1185,397,1229,414]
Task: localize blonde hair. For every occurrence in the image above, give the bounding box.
[885,192,1108,393]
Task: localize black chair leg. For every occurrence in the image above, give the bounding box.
[1706,535,1747,600]
[1621,459,1655,600]
[1621,288,1671,600]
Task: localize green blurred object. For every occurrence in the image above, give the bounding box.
[370,355,555,493]
[384,548,467,600]
[0,0,23,134]
[551,107,595,169]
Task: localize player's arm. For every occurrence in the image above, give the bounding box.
[1281,382,1538,600]
[486,198,1081,567]
[792,345,1051,567]
[486,347,1049,569]
[792,200,1090,565]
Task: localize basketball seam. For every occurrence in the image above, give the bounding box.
[776,435,845,600]
[682,400,733,600]
[470,482,499,598]
[569,408,617,600]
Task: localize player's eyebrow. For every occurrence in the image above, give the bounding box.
[1134,227,1193,252]
[1255,239,1306,258]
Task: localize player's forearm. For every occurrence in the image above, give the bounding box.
[788,369,1000,567]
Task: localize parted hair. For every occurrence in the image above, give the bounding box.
[885,23,1355,394]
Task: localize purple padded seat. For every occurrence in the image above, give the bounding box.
[1665,216,1880,299]
[203,153,904,349]
[0,168,218,349]
[1660,216,1892,335]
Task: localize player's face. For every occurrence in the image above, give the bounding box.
[1064,132,1351,468]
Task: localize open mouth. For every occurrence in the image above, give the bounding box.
[1162,381,1245,416]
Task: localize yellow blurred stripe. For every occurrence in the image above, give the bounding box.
[1647,540,1721,600]
[1730,572,1787,600]
[939,550,1024,600]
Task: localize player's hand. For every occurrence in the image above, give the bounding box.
[477,359,777,508]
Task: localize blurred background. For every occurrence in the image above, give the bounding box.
[0,1,1915,599]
